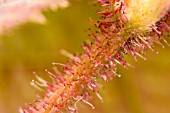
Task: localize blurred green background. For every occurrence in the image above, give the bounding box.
[0,0,170,113]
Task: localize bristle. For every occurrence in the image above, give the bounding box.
[21,0,170,113]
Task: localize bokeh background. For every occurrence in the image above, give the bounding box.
[0,0,170,113]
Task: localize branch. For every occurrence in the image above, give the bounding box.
[20,0,170,113]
